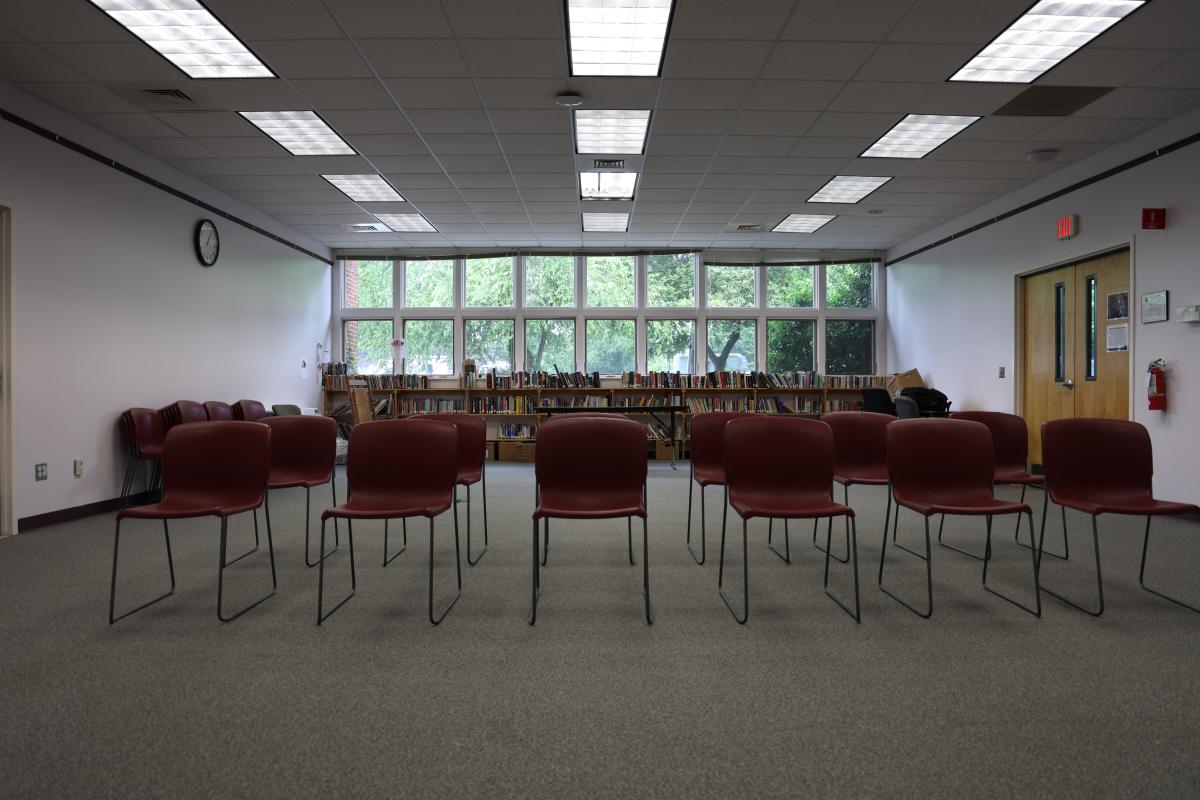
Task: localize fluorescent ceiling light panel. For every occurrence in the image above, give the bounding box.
[322,174,405,202]
[861,114,980,159]
[580,171,638,199]
[582,212,630,232]
[239,111,355,156]
[567,0,674,76]
[375,213,437,233]
[89,0,273,78]
[951,0,1144,83]
[772,214,835,234]
[808,176,892,204]
[574,109,652,154]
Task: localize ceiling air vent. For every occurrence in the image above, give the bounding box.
[735,224,762,232]
[343,222,391,233]
[138,88,194,106]
[592,158,625,169]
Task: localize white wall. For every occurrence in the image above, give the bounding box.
[0,90,333,527]
[887,111,1200,503]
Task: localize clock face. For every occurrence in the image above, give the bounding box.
[195,219,219,267]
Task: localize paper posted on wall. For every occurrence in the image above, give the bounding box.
[1106,323,1129,352]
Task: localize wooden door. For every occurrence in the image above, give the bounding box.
[1020,249,1130,466]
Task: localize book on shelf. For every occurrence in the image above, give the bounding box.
[470,394,534,414]
[498,423,536,440]
[826,399,866,412]
[397,397,465,415]
[614,394,674,407]
[461,359,476,388]
[822,375,886,389]
[686,396,755,413]
[640,420,672,440]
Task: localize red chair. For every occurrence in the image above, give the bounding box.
[425,413,489,566]
[951,411,1049,556]
[530,416,650,625]
[233,400,269,422]
[316,419,461,625]
[685,412,753,565]
[722,417,859,623]
[109,421,275,623]
[879,419,1039,619]
[1041,419,1199,615]
[119,408,165,506]
[263,416,339,568]
[204,401,235,421]
[821,411,893,566]
[173,400,209,425]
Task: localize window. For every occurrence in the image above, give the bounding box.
[1085,274,1097,381]
[404,259,454,307]
[825,263,873,309]
[1054,282,1066,383]
[766,265,815,308]
[343,319,393,375]
[525,319,576,373]
[525,255,575,307]
[767,319,815,373]
[586,318,635,374]
[343,260,392,308]
[707,319,755,372]
[586,255,635,307]
[647,319,695,372]
[403,319,454,375]
[825,320,875,374]
[706,265,756,308]
[645,253,695,307]
[465,319,514,375]
[464,256,514,307]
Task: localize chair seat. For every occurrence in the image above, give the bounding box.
[833,466,888,486]
[322,491,451,520]
[896,490,1030,517]
[533,487,646,520]
[995,467,1043,485]
[268,468,331,489]
[693,464,725,487]
[730,489,853,520]
[456,467,482,486]
[118,496,261,520]
[1053,492,1199,517]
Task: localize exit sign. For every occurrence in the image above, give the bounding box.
[1057,214,1078,240]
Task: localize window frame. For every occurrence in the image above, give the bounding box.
[584,317,638,376]
[402,317,456,377]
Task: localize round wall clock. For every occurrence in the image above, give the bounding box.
[194,219,219,267]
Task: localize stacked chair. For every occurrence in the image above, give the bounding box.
[119,408,165,506]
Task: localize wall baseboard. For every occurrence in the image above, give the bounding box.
[17,491,156,533]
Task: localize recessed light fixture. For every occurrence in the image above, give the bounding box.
[239,111,355,156]
[574,109,651,154]
[566,0,675,77]
[861,114,980,159]
[583,212,630,232]
[951,0,1145,83]
[808,176,892,204]
[322,174,405,202]
[374,213,438,233]
[580,171,638,200]
[772,214,835,234]
[88,0,273,79]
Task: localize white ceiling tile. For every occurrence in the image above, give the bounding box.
[498,133,572,155]
[460,39,567,78]
[384,173,455,189]
[79,112,180,138]
[659,79,754,109]
[251,40,371,79]
[357,39,468,77]
[0,44,86,82]
[506,155,576,172]
[371,156,445,172]
[645,135,724,156]
[324,0,453,38]
[651,110,735,135]
[345,134,429,155]
[289,79,393,110]
[438,155,509,171]
[195,136,288,158]
[663,41,772,79]
[789,137,873,157]
[855,43,978,82]
[887,1,1032,44]
[762,42,876,80]
[124,138,217,159]
[955,116,1059,142]
[637,173,703,188]
[1094,1,1200,49]
[490,109,570,134]
[827,82,936,113]
[520,189,578,202]
[1037,117,1152,143]
[454,174,517,189]
[1131,52,1200,89]
[168,158,245,176]
[805,112,898,138]
[406,189,470,203]
[321,109,414,135]
[1041,49,1181,88]
[150,80,307,112]
[294,155,376,172]
[719,136,799,156]
[911,83,1025,116]
[783,0,914,42]
[152,112,255,137]
[206,0,343,39]
[773,157,853,174]
[425,133,503,155]
[710,156,784,173]
[407,109,494,133]
[742,81,844,111]
[379,78,480,108]
[16,82,142,113]
[514,173,577,188]
[5,0,128,41]
[440,0,564,38]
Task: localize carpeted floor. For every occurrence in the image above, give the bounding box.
[1,461,1198,799]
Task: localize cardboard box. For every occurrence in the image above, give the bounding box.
[886,368,925,395]
[497,441,535,463]
[654,440,676,460]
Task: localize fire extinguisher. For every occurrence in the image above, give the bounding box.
[1147,358,1167,411]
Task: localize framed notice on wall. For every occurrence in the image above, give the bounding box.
[1141,290,1169,324]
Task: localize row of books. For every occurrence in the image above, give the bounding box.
[497,423,536,440]
[641,421,672,440]
[823,375,886,388]
[754,397,823,414]
[323,373,431,390]
[470,395,535,414]
[613,395,674,407]
[686,397,756,413]
[826,399,866,412]
[462,370,605,389]
[398,398,466,414]
[539,396,610,408]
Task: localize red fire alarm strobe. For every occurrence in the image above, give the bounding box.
[1142,208,1166,229]
[1057,214,1077,240]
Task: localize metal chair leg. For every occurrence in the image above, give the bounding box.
[981,511,1041,617]
[719,516,749,624]
[317,517,356,625]
[1037,509,1103,616]
[109,517,176,624]
[467,468,489,566]
[305,486,339,568]
[120,459,136,508]
[686,464,705,565]
[529,517,540,625]
[879,505,933,618]
[217,505,277,622]
[223,503,261,567]
[767,517,791,563]
[383,517,407,566]
[628,516,635,565]
[824,514,861,623]
[937,509,989,561]
[428,505,462,625]
[642,514,652,625]
[814,484,851,563]
[1018,485,1065,559]
[1139,515,1200,613]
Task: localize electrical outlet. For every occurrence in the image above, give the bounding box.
[998,366,1006,378]
[35,463,47,481]
[74,459,84,478]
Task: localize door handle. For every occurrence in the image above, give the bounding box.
[1060,379,1074,389]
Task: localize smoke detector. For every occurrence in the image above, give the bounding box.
[555,93,584,108]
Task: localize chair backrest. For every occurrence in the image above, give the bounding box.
[203,401,235,421]
[160,421,270,510]
[887,419,994,504]
[423,413,486,475]
[894,396,920,419]
[263,416,336,482]
[349,388,375,426]
[820,411,892,475]
[1043,418,1153,501]
[860,388,897,415]
[950,411,1029,474]
[122,407,165,457]
[271,404,302,417]
[233,399,268,422]
[346,419,457,504]
[900,386,951,417]
[690,412,755,477]
[724,416,835,500]
[170,400,208,427]
[535,416,647,496]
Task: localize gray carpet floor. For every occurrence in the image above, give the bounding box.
[1,461,1198,799]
